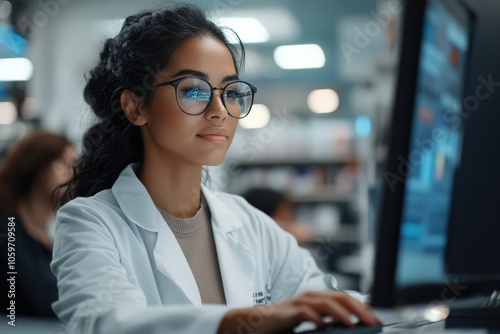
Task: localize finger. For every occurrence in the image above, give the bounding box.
[325,292,382,325]
[294,305,325,328]
[356,305,382,325]
[298,295,354,326]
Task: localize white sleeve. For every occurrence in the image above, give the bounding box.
[250,208,367,303]
[267,226,330,302]
[51,201,228,334]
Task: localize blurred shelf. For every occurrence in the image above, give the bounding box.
[330,224,361,243]
[289,189,355,203]
[308,224,361,244]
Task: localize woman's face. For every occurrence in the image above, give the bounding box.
[140,35,240,167]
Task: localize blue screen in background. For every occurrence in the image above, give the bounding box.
[0,23,28,57]
[395,0,470,288]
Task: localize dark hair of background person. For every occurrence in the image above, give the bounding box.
[56,4,245,207]
[242,188,286,217]
[0,130,71,216]
[242,188,315,245]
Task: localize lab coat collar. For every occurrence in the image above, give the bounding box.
[112,163,202,305]
[111,163,159,232]
[112,163,254,307]
[112,163,244,234]
[200,184,242,233]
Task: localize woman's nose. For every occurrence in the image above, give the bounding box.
[204,89,228,120]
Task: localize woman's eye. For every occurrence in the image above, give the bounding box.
[225,89,241,99]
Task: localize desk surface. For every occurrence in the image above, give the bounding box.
[0,308,492,334]
[294,306,491,334]
[0,316,65,334]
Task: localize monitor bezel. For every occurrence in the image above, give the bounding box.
[371,0,477,307]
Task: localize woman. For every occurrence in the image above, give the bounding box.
[52,4,381,334]
[0,130,74,317]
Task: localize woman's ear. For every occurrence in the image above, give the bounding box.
[120,90,147,126]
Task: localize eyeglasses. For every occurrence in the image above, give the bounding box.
[155,76,257,119]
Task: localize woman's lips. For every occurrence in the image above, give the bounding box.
[196,127,229,144]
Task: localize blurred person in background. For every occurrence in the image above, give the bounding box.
[0,130,75,317]
[242,187,314,244]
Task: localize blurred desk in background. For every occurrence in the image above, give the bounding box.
[0,316,65,334]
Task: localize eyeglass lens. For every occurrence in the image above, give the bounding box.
[176,78,253,118]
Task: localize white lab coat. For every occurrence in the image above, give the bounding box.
[51,163,337,334]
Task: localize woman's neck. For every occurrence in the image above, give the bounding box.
[139,156,203,219]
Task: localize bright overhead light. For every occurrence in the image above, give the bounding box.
[274,44,325,69]
[0,102,17,124]
[307,89,340,114]
[0,58,33,81]
[219,17,270,44]
[239,104,271,129]
[220,8,299,43]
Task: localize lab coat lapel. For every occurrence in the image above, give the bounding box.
[153,221,202,306]
[202,186,256,307]
[112,164,201,306]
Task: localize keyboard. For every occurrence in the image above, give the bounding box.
[445,291,500,330]
[297,322,383,333]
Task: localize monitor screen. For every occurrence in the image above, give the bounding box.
[371,0,475,306]
[395,0,471,289]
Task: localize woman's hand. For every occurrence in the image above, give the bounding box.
[217,290,382,334]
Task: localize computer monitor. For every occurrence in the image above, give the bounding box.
[371,0,476,307]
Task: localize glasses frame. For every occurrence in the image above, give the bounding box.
[154,76,258,119]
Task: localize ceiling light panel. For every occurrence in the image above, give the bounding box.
[274,44,326,70]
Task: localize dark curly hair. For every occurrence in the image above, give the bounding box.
[57,4,244,207]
